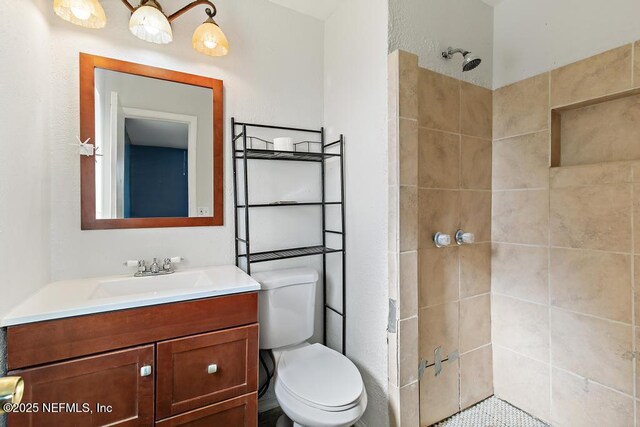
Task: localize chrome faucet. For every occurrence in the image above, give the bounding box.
[124,257,183,277]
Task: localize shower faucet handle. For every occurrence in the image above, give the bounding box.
[455,230,475,245]
[433,232,452,248]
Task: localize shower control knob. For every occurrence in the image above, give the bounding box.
[433,232,452,248]
[455,230,475,245]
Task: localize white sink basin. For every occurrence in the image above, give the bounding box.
[1,265,260,327]
[91,271,213,300]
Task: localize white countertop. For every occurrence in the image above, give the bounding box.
[1,265,260,327]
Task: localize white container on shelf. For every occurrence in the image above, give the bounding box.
[274,137,294,151]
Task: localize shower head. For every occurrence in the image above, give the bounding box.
[442,47,482,72]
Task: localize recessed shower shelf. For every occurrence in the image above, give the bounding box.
[238,245,343,263]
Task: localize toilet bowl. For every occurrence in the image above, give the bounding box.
[253,268,367,427]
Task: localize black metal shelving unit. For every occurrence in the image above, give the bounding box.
[231,118,347,354]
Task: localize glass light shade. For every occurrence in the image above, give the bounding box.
[129,4,172,44]
[53,0,106,28]
[192,20,229,57]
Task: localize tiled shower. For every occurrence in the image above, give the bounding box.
[389,42,640,427]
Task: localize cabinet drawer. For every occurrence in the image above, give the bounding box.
[155,393,257,427]
[156,324,258,418]
[8,345,154,427]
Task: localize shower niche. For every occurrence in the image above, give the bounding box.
[551,88,640,167]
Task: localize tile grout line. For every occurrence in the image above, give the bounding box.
[456,78,463,412]
[631,166,637,427]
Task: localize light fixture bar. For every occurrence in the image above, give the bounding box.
[167,0,217,22]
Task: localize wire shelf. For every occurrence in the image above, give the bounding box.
[235,149,340,162]
[238,245,343,263]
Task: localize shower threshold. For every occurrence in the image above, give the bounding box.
[434,396,549,427]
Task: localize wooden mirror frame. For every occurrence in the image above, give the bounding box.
[79,53,223,230]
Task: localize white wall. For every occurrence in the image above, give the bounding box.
[324,0,389,425]
[389,0,494,89]
[494,0,640,88]
[46,0,325,280]
[0,0,51,318]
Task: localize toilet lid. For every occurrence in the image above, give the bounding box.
[278,344,364,409]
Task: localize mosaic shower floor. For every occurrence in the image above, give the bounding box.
[434,396,549,427]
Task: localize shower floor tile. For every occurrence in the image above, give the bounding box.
[434,396,549,427]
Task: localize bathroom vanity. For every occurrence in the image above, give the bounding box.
[2,266,260,426]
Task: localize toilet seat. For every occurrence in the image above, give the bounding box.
[274,343,367,427]
[277,343,364,411]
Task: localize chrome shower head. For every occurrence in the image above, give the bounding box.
[442,47,482,72]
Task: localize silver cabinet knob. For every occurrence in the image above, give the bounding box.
[207,364,218,374]
[140,365,152,377]
[433,232,452,248]
[455,230,475,245]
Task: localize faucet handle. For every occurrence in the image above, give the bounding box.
[124,260,139,267]
[455,230,475,245]
[124,260,147,273]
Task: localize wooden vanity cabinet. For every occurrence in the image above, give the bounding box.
[6,292,259,427]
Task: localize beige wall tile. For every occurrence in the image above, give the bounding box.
[399,251,418,319]
[389,381,420,427]
[419,247,459,308]
[492,190,549,246]
[399,119,418,186]
[460,191,491,243]
[560,94,640,166]
[460,346,493,410]
[389,49,418,127]
[400,186,418,252]
[388,251,398,302]
[636,258,640,326]
[494,73,549,140]
[389,185,398,253]
[460,294,491,353]
[550,248,632,323]
[551,368,634,427]
[634,41,640,88]
[492,243,548,304]
[551,308,633,394]
[461,82,492,140]
[634,185,640,254]
[460,243,491,298]
[492,131,549,190]
[461,137,492,190]
[418,189,460,249]
[492,295,549,362]
[419,359,460,426]
[493,346,551,422]
[550,183,632,253]
[419,302,459,362]
[388,330,398,387]
[418,68,460,132]
[551,44,632,108]
[550,161,632,188]
[399,316,419,387]
[637,329,640,395]
[389,117,398,187]
[418,128,460,189]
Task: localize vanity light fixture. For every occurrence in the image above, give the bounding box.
[53,0,230,56]
[53,0,107,28]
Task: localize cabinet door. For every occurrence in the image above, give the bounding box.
[155,393,257,427]
[8,345,154,426]
[156,324,258,419]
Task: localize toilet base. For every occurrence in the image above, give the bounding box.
[276,413,300,427]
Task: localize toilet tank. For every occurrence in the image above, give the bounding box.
[253,268,318,350]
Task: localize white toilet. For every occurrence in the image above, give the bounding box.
[253,267,367,427]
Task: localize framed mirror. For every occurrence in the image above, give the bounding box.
[79,53,223,229]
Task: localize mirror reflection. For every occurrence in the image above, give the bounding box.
[94,68,214,219]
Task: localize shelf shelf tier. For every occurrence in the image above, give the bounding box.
[238,245,343,263]
[231,118,347,355]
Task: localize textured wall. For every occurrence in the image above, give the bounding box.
[493,0,640,88]
[388,0,494,89]
[46,0,325,281]
[324,0,389,425]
